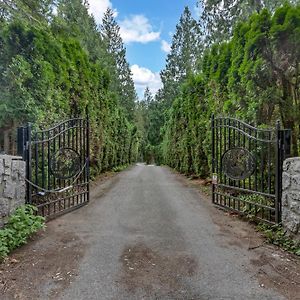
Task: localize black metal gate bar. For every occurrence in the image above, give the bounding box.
[211,115,291,224]
[17,114,90,219]
[275,121,281,224]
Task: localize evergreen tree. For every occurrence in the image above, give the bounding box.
[160,6,203,108]
[143,87,153,107]
[101,8,136,120]
[52,0,106,62]
[197,0,298,44]
[0,0,141,169]
[1,0,55,23]
[161,2,300,173]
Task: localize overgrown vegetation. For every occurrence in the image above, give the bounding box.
[112,164,129,172]
[0,1,141,172]
[0,205,45,260]
[141,2,300,176]
[239,194,273,220]
[257,223,300,256]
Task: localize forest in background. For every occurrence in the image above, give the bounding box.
[0,0,140,176]
[140,0,300,178]
[0,1,300,179]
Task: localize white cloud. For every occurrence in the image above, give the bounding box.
[120,15,160,44]
[131,64,162,98]
[87,0,117,24]
[193,5,201,19]
[161,40,171,53]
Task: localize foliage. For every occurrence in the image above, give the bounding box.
[158,2,300,176]
[142,7,203,166]
[196,0,298,44]
[257,223,300,255]
[160,6,203,109]
[112,164,129,172]
[0,205,45,260]
[162,75,209,176]
[239,194,273,220]
[135,87,165,164]
[101,8,137,121]
[0,0,141,170]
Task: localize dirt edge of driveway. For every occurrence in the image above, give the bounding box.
[0,170,121,300]
[169,167,300,300]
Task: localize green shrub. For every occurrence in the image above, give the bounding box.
[257,223,300,256]
[240,194,273,220]
[0,205,45,260]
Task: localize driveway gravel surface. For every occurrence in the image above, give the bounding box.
[1,164,299,300]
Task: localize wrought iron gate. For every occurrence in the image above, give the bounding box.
[17,115,90,219]
[211,116,291,224]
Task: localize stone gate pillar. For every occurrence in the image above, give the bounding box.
[0,155,26,227]
[282,157,300,240]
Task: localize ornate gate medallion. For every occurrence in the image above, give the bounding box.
[50,148,81,180]
[221,147,255,180]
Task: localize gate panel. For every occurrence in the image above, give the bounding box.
[19,116,90,219]
[211,116,290,224]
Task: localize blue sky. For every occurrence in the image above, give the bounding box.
[87,0,200,98]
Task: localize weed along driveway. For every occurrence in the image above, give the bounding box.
[1,164,300,300]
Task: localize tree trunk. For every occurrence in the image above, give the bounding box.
[3,129,10,154]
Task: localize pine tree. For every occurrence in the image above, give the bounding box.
[1,0,55,23]
[101,8,136,120]
[160,6,203,108]
[52,0,106,62]
[197,0,296,44]
[143,87,153,107]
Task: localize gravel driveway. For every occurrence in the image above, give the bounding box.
[1,164,299,300]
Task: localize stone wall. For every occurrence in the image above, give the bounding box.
[0,155,26,227]
[282,157,300,240]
